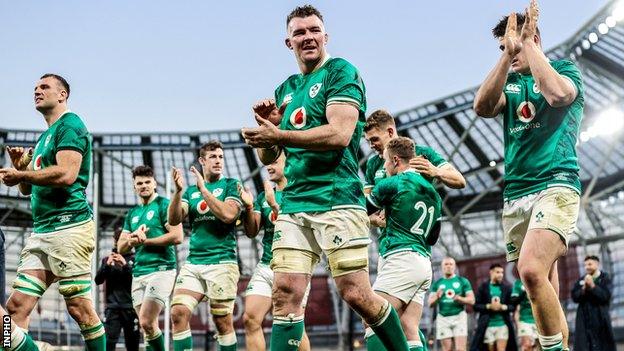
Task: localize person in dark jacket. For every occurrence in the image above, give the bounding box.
[470,264,517,351]
[571,255,615,351]
[95,229,140,351]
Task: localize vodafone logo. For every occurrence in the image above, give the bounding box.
[289,107,307,129]
[34,155,43,170]
[516,101,536,123]
[196,200,210,214]
[445,289,456,299]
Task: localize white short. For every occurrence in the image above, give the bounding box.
[244,263,311,307]
[175,263,240,301]
[517,321,538,340]
[18,220,95,278]
[502,186,579,261]
[484,325,509,344]
[372,250,431,305]
[436,311,468,340]
[131,269,176,308]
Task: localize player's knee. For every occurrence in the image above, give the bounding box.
[170,305,191,327]
[518,264,545,290]
[212,313,234,334]
[243,312,262,331]
[338,285,366,308]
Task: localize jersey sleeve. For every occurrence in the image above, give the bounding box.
[367,177,397,209]
[462,277,473,293]
[181,187,191,204]
[225,179,243,207]
[555,60,584,98]
[56,117,90,155]
[326,60,365,110]
[253,192,264,214]
[122,210,132,233]
[417,146,448,168]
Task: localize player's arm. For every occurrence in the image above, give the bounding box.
[410,158,466,189]
[4,146,33,195]
[282,104,359,150]
[191,167,241,224]
[522,43,576,107]
[17,162,34,195]
[240,186,261,238]
[474,12,527,118]
[454,290,475,306]
[169,167,189,226]
[144,223,184,246]
[428,285,441,307]
[117,231,134,255]
[0,150,82,188]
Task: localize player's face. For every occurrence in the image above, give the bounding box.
[584,259,599,275]
[200,148,224,177]
[365,127,392,156]
[34,77,66,112]
[383,149,398,176]
[133,176,156,199]
[490,267,504,283]
[286,15,328,66]
[442,259,456,276]
[498,37,530,74]
[267,155,285,182]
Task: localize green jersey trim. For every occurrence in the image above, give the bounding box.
[331,204,367,211]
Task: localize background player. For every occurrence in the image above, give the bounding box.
[0,74,105,351]
[242,5,411,350]
[239,154,311,351]
[365,137,442,351]
[429,257,474,351]
[511,278,537,350]
[473,1,583,350]
[118,165,183,351]
[168,141,242,351]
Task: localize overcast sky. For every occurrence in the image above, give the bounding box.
[0,0,607,133]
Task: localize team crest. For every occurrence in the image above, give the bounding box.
[212,188,223,197]
[533,83,541,94]
[44,135,52,147]
[453,282,460,289]
[374,169,386,180]
[33,155,43,170]
[146,210,155,220]
[196,200,210,214]
[262,201,269,208]
[132,216,139,224]
[283,93,293,105]
[309,83,322,98]
[289,107,307,129]
[516,101,536,123]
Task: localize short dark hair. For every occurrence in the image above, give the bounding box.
[40,73,70,99]
[490,263,504,270]
[492,13,540,38]
[585,255,600,262]
[385,137,415,163]
[364,109,396,132]
[199,140,223,157]
[132,165,154,179]
[287,5,323,26]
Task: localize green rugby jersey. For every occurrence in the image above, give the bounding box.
[488,283,505,327]
[364,145,448,190]
[275,57,367,213]
[431,275,473,317]
[367,169,442,258]
[502,60,584,200]
[182,177,242,265]
[31,112,92,233]
[512,279,535,323]
[253,189,283,265]
[122,195,177,277]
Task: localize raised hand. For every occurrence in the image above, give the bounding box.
[189,166,206,190]
[239,183,254,209]
[171,167,185,193]
[504,12,522,58]
[263,180,280,218]
[0,168,23,187]
[6,146,32,170]
[409,156,439,179]
[252,98,288,126]
[520,0,539,42]
[241,117,283,148]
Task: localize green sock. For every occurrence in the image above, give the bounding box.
[146,331,165,351]
[365,328,386,351]
[81,322,106,351]
[270,315,305,351]
[11,330,39,351]
[145,343,152,351]
[173,330,193,351]
[369,304,409,351]
[418,329,428,351]
[539,333,563,351]
[217,332,237,351]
